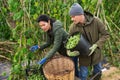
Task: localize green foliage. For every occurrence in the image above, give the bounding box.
[66,34,80,49]
[0,0,120,79]
[81,0,97,12]
[8,0,20,12]
[0,20,12,40]
[28,74,45,80]
[0,5,12,40]
[13,10,24,20]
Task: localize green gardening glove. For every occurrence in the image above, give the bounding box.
[89,44,98,56]
[67,50,80,56]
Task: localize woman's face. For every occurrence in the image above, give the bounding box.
[39,21,50,32]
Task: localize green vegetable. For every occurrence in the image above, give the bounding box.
[66,34,80,49]
[28,74,44,80]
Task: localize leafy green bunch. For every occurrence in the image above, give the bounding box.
[66,34,80,49]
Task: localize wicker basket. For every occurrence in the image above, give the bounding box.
[43,55,75,80]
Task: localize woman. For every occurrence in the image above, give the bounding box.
[30,14,68,65]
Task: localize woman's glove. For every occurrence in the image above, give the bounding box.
[37,58,47,65]
[30,45,39,52]
[89,44,98,56]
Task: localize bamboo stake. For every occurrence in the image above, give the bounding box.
[94,0,102,16]
[0,55,11,61]
[97,5,100,17]
[64,0,67,31]
[23,0,27,48]
[19,1,34,28]
[0,41,16,45]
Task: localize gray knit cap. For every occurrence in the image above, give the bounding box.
[69,3,84,16]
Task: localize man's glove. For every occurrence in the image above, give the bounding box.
[67,50,80,56]
[30,45,39,52]
[37,58,47,65]
[89,44,98,56]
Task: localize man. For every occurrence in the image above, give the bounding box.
[68,3,109,80]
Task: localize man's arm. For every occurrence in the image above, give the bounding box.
[95,18,110,49]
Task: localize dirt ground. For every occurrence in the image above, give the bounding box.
[102,66,120,80]
[0,60,120,80]
[75,65,120,80]
[0,61,11,80]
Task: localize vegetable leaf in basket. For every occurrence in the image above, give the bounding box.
[66,34,80,49]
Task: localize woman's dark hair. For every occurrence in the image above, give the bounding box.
[37,14,56,26]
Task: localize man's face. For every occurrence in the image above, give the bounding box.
[70,15,85,24]
[39,21,50,32]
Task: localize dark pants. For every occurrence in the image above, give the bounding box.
[79,62,102,80]
[71,56,79,77]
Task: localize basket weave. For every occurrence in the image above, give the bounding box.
[43,55,75,80]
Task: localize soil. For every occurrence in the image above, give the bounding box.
[102,66,120,80]
[0,60,11,80]
[0,60,120,80]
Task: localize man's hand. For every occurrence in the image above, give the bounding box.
[37,58,47,65]
[89,44,98,56]
[30,45,39,52]
[67,50,80,56]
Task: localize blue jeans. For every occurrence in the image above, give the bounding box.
[79,62,102,80]
[71,56,79,77]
